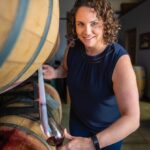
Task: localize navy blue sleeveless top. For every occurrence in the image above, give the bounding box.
[67,40,128,132]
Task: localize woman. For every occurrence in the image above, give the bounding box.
[43,0,140,149]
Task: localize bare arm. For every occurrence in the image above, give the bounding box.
[96,55,140,148]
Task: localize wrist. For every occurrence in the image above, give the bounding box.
[91,135,100,150]
[55,67,67,78]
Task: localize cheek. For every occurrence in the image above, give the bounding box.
[75,27,81,35]
[76,30,83,39]
[95,29,103,37]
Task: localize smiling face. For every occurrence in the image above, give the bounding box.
[75,6,105,52]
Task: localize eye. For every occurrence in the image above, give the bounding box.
[76,22,84,27]
[91,21,98,27]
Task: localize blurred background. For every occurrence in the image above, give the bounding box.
[0,0,150,150]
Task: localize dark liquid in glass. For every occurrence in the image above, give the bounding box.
[47,136,64,147]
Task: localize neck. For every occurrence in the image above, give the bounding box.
[85,43,108,56]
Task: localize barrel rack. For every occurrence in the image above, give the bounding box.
[0,73,39,118]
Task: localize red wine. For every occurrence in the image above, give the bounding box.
[46,113,64,147]
[47,136,64,147]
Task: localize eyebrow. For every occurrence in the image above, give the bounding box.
[76,19,99,23]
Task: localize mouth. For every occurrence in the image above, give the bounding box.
[82,36,95,41]
[83,36,93,39]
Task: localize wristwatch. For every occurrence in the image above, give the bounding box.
[91,135,100,150]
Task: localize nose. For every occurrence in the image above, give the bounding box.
[84,25,92,36]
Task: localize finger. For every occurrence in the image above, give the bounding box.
[64,128,74,140]
[42,69,46,73]
[42,70,48,76]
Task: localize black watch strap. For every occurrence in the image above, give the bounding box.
[91,135,100,150]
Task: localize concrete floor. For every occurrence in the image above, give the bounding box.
[61,100,150,150]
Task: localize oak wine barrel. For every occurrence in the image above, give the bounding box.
[0,84,62,150]
[46,34,60,63]
[133,66,145,98]
[0,0,59,93]
[0,123,51,150]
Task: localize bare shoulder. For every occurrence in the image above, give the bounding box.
[112,54,135,83]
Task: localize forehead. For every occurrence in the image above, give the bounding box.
[75,6,99,21]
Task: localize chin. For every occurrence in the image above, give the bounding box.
[84,42,94,48]
[81,40,90,45]
[83,40,95,47]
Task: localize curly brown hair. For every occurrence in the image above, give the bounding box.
[67,0,121,44]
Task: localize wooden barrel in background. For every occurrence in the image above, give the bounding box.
[0,84,62,149]
[46,34,60,64]
[0,123,51,150]
[45,83,62,123]
[19,83,62,123]
[133,66,145,98]
[0,0,59,93]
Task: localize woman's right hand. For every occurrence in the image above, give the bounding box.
[42,64,56,80]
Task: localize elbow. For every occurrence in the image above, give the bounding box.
[135,111,140,131]
[123,113,140,133]
[135,119,140,131]
[133,120,140,132]
[131,115,140,132]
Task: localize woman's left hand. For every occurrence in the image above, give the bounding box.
[57,129,95,150]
